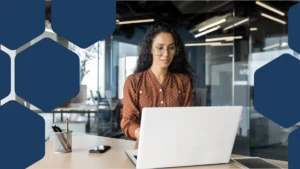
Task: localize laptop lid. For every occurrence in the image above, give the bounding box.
[136,106,243,169]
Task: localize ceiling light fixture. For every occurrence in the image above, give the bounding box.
[256,1,285,16]
[117,19,155,25]
[206,36,243,42]
[194,26,221,38]
[223,18,249,31]
[211,43,233,46]
[250,27,258,31]
[198,19,226,32]
[185,42,222,47]
[261,13,286,24]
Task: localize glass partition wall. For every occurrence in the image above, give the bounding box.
[201,1,251,156]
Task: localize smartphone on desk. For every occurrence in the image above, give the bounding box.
[89,145,111,153]
[232,157,283,169]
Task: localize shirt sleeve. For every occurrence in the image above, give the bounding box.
[120,75,141,140]
[183,76,194,106]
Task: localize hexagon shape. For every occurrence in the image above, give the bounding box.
[0,0,45,50]
[0,50,11,100]
[254,54,300,128]
[0,101,45,168]
[51,0,116,48]
[15,38,80,112]
[288,3,300,54]
[289,128,300,169]
[288,128,300,169]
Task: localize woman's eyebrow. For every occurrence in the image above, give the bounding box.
[155,43,175,46]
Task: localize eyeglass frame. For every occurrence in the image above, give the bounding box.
[152,45,179,56]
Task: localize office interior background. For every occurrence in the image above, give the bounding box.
[32,0,298,162]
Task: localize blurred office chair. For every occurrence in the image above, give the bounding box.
[96,91,109,103]
[89,90,96,105]
[88,90,110,121]
[97,91,111,120]
[195,88,207,106]
[110,102,126,139]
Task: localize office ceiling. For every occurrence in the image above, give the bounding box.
[115,1,236,29]
[45,1,235,27]
[45,1,297,39]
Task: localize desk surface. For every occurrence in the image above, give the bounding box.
[29,135,288,169]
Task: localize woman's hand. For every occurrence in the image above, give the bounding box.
[134,127,140,139]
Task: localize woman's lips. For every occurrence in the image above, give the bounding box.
[161,59,169,64]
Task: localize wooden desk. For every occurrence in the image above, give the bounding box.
[28,135,288,169]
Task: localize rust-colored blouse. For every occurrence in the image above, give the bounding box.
[120,68,194,140]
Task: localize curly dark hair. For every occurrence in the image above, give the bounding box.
[134,22,196,90]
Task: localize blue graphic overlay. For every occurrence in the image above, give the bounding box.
[289,128,300,169]
[0,101,45,168]
[51,0,116,48]
[254,54,300,128]
[0,0,45,50]
[15,38,80,112]
[288,3,300,54]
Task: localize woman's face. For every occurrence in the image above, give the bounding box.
[151,32,177,69]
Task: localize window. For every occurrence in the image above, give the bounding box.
[69,41,105,102]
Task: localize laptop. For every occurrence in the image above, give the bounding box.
[125,106,243,169]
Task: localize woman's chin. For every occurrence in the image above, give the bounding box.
[159,64,170,69]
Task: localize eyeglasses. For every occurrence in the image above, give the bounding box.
[152,45,179,56]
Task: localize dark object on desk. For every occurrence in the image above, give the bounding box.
[232,157,282,169]
[89,145,111,153]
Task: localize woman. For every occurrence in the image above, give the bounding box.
[121,22,195,140]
